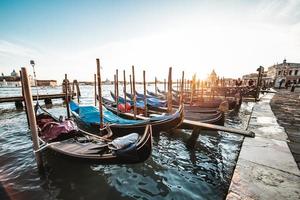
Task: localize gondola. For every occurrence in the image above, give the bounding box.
[70,101,184,136]
[148,89,238,110]
[124,92,167,107]
[35,104,152,164]
[103,94,225,128]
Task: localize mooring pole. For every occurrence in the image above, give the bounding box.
[155,77,157,95]
[116,69,119,115]
[143,70,147,116]
[255,66,264,101]
[75,80,81,103]
[164,78,166,92]
[129,74,133,96]
[96,59,104,128]
[20,71,29,126]
[167,67,172,113]
[64,74,71,118]
[94,74,97,106]
[114,74,117,103]
[180,71,184,105]
[187,128,201,149]
[123,70,127,110]
[21,67,43,170]
[132,65,137,119]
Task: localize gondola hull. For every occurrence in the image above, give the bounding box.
[36,107,152,164]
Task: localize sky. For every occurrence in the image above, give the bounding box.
[0,0,300,83]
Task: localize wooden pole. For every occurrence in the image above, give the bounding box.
[132,65,137,119]
[116,69,119,115]
[123,70,127,110]
[155,77,157,95]
[129,74,133,96]
[164,78,166,92]
[201,80,204,100]
[114,75,117,102]
[65,74,70,118]
[143,70,147,116]
[187,128,201,149]
[182,119,255,137]
[21,67,43,169]
[176,79,179,91]
[94,74,97,106]
[255,66,264,101]
[180,71,184,105]
[20,71,29,126]
[96,58,104,128]
[167,67,172,112]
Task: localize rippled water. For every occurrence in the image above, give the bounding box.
[0,85,254,200]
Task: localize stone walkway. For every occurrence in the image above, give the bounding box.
[270,88,300,169]
[226,92,300,200]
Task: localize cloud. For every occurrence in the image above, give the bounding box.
[0,40,41,58]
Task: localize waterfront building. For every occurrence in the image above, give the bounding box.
[36,80,57,87]
[0,70,21,87]
[267,59,300,87]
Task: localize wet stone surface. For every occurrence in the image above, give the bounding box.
[270,89,300,169]
[227,92,300,200]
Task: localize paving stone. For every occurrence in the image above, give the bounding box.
[270,90,300,170]
[227,159,300,200]
[240,137,300,176]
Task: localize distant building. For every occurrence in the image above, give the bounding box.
[266,59,300,87]
[208,69,218,86]
[242,73,258,85]
[0,70,21,87]
[36,80,57,87]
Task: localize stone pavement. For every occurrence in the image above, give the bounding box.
[270,88,300,169]
[226,92,300,200]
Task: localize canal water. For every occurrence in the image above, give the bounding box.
[0,85,254,200]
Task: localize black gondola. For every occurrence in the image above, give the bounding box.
[35,105,152,164]
[70,100,184,137]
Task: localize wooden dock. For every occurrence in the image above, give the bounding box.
[0,93,74,109]
[0,93,73,103]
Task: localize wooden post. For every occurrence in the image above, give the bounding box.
[116,69,119,115]
[114,75,117,102]
[65,74,70,118]
[167,67,172,112]
[123,70,127,110]
[201,80,204,100]
[255,66,264,101]
[143,70,147,116]
[96,58,104,128]
[176,79,179,91]
[155,77,157,95]
[187,128,201,149]
[75,80,81,103]
[129,74,133,96]
[164,78,166,92]
[21,67,43,169]
[180,71,184,105]
[190,75,195,105]
[132,65,137,119]
[184,79,187,93]
[94,74,97,106]
[20,71,29,126]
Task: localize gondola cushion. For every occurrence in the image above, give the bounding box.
[108,133,139,150]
